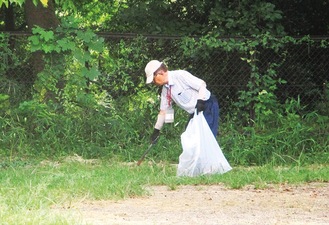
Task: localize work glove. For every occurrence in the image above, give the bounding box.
[150,128,160,144]
[195,99,206,114]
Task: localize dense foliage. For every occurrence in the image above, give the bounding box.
[0,0,328,166]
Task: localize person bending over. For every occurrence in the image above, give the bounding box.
[144,60,220,143]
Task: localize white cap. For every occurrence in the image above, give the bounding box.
[145,60,162,84]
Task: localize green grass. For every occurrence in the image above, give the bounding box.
[0,157,328,224]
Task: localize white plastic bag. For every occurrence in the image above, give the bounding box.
[177,112,232,177]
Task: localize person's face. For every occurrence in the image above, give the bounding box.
[153,69,167,86]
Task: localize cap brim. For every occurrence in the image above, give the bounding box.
[146,75,153,84]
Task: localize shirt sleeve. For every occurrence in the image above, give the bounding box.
[179,70,211,100]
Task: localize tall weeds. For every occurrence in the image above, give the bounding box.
[0,93,327,167]
[220,98,329,166]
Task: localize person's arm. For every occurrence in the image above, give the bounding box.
[180,70,209,101]
[197,81,207,100]
[150,110,166,143]
[154,110,166,130]
[195,82,208,114]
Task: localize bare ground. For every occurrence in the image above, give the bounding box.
[55,182,329,225]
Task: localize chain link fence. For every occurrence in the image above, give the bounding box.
[1,32,328,116]
[99,34,329,116]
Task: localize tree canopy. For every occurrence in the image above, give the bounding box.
[0,0,47,7]
[1,0,328,36]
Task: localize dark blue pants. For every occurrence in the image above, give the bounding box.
[188,95,220,137]
[203,95,220,137]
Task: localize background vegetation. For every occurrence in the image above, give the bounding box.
[0,0,328,166]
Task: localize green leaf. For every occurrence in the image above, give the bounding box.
[81,67,100,80]
[40,0,48,7]
[57,39,75,51]
[0,0,9,8]
[42,44,54,53]
[73,50,89,62]
[28,36,40,46]
[88,68,100,80]
[89,39,104,52]
[32,26,44,34]
[41,30,54,41]
[77,30,95,43]
[30,45,39,52]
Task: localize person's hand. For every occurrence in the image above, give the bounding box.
[150,128,160,144]
[195,99,206,114]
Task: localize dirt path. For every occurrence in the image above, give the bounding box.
[58,183,328,225]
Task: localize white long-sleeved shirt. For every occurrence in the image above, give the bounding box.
[160,70,210,114]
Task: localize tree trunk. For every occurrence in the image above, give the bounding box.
[4,3,15,31]
[24,0,59,86]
